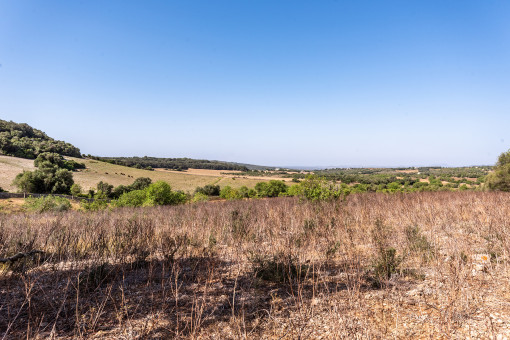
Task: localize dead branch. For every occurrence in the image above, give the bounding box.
[0,250,44,264]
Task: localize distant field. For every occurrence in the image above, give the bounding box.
[71,158,272,192]
[0,155,272,193]
[155,168,295,182]
[0,155,35,192]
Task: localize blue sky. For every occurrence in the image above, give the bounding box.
[1,1,509,167]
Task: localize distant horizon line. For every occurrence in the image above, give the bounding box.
[85,155,493,170]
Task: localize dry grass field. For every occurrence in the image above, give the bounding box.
[0,155,36,192]
[0,155,270,194]
[1,191,510,339]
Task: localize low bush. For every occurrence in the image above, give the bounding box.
[23,195,72,213]
[113,181,187,207]
[249,251,308,283]
[81,199,109,211]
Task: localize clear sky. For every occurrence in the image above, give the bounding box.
[1,1,509,167]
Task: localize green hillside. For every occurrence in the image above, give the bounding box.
[0,119,81,159]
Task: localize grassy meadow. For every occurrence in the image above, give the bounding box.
[1,192,510,338]
[0,155,271,194]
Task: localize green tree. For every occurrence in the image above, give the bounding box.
[114,190,147,207]
[144,181,173,205]
[255,180,288,197]
[486,149,510,191]
[70,183,82,196]
[143,181,187,206]
[220,186,241,200]
[298,175,342,201]
[130,177,152,190]
[96,181,114,198]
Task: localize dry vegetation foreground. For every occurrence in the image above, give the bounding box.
[1,192,510,339]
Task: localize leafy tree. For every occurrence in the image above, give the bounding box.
[298,175,343,201]
[51,169,74,194]
[144,181,173,205]
[238,186,256,198]
[96,181,114,198]
[111,184,130,199]
[486,149,510,191]
[70,183,82,196]
[195,184,221,196]
[220,186,241,200]
[113,181,187,207]
[255,180,288,197]
[13,167,74,194]
[130,177,152,190]
[114,190,147,207]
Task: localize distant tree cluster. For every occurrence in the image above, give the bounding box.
[0,119,81,159]
[88,156,249,171]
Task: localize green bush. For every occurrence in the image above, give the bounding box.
[13,157,75,195]
[195,184,221,196]
[220,186,241,200]
[113,181,187,207]
[23,195,72,213]
[191,192,209,203]
[238,186,257,198]
[70,183,82,196]
[486,150,510,191]
[144,181,187,206]
[298,175,343,201]
[255,180,288,197]
[80,199,109,211]
[113,190,147,207]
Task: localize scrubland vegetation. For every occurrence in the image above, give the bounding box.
[0,120,81,159]
[1,191,510,338]
[2,121,510,338]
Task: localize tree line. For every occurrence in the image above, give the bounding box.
[87,155,249,171]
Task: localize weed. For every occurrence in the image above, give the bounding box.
[78,263,113,292]
[249,251,308,283]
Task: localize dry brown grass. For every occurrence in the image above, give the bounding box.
[1,192,510,339]
[0,155,35,192]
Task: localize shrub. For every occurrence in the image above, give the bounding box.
[405,225,434,261]
[195,184,221,196]
[70,183,82,196]
[373,247,402,283]
[256,180,288,197]
[220,186,241,200]
[191,192,209,203]
[486,150,510,191]
[249,252,308,283]
[113,181,187,207]
[144,181,187,206]
[370,220,401,287]
[23,195,72,213]
[81,199,109,211]
[130,177,152,190]
[114,190,147,207]
[238,186,256,198]
[298,175,343,201]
